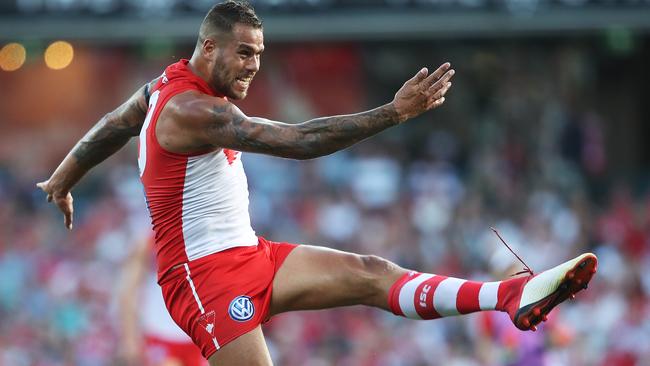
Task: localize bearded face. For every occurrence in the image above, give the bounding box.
[209,24,263,100]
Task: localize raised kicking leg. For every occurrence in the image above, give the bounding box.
[269,245,597,331]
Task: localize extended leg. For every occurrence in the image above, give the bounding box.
[270,245,597,331]
[270,245,505,317]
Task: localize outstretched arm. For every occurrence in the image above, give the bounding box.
[37,81,154,229]
[187,63,454,160]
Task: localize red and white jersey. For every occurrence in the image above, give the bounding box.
[138,60,257,280]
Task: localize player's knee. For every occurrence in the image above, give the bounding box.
[353,254,397,291]
[359,254,395,278]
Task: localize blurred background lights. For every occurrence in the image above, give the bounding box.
[0,43,27,72]
[44,41,74,70]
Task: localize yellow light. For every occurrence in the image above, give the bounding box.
[0,43,27,72]
[45,41,74,70]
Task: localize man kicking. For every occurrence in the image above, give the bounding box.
[37,1,597,365]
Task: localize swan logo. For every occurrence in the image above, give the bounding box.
[197,310,216,336]
[228,296,254,322]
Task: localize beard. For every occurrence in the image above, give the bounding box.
[210,61,250,100]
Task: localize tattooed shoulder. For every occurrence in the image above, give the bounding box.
[210,103,245,127]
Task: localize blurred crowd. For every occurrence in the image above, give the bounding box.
[1,39,649,365]
[6,0,650,15]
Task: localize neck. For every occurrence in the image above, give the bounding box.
[188,52,212,84]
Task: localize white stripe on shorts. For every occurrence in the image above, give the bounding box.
[184,263,220,350]
[184,263,206,314]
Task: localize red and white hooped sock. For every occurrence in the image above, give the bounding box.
[387,271,526,319]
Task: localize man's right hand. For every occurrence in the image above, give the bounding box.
[392,62,455,123]
[36,180,74,230]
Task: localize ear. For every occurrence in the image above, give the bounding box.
[201,38,217,58]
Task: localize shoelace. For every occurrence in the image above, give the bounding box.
[490,227,535,277]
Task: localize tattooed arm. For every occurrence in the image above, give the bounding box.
[206,103,401,160]
[180,63,454,160]
[37,80,155,229]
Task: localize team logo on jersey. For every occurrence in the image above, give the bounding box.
[228,296,254,322]
[197,310,216,336]
[223,149,238,165]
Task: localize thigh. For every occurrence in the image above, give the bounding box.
[208,325,271,366]
[269,245,407,316]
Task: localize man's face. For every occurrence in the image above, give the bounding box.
[209,24,264,100]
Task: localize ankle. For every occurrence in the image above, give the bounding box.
[495,276,528,313]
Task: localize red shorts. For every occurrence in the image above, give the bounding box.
[160,237,297,360]
[144,334,206,366]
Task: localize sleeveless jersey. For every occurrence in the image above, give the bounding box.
[138,59,258,280]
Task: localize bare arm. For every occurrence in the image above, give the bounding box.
[208,103,402,160]
[37,80,155,229]
[188,63,454,160]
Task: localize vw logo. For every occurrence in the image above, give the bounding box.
[228,296,255,322]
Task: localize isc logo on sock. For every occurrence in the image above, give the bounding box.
[419,284,432,307]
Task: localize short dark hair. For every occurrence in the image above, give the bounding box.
[200,1,262,37]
